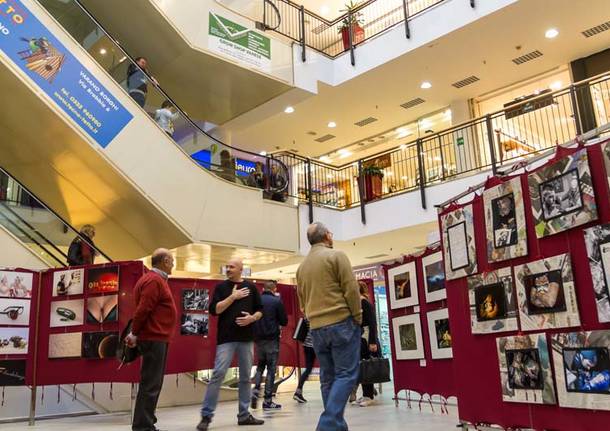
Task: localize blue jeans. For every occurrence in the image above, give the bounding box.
[201,342,253,420]
[311,318,361,431]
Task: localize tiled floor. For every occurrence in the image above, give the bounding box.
[3,390,460,430]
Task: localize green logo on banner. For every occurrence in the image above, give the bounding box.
[209,12,271,59]
[457,137,464,146]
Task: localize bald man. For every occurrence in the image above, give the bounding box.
[126,248,177,431]
[197,259,264,430]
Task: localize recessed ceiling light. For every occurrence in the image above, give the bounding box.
[549,80,562,91]
[337,148,350,155]
[420,81,432,89]
[545,28,559,39]
[259,151,267,156]
[284,106,294,114]
[327,121,337,128]
[396,127,412,138]
[99,48,107,55]
[339,151,352,159]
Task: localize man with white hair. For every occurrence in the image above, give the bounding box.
[296,222,362,431]
[197,259,264,430]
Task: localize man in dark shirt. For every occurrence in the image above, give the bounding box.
[197,259,264,430]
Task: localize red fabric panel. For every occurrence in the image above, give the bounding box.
[384,246,456,398]
[443,142,610,430]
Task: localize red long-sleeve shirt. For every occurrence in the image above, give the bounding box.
[132,271,177,342]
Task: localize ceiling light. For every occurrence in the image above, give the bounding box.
[284,106,294,114]
[395,127,412,139]
[420,119,433,129]
[327,121,337,128]
[259,151,267,156]
[549,80,562,91]
[320,4,330,15]
[545,28,559,39]
[420,81,432,89]
[399,144,407,150]
[320,156,331,163]
[444,109,452,118]
[337,148,350,155]
[339,151,352,159]
[99,48,107,55]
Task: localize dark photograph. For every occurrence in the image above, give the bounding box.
[492,193,518,248]
[475,282,507,322]
[394,271,411,300]
[182,289,210,311]
[564,348,610,394]
[524,270,567,315]
[434,318,452,349]
[0,360,26,386]
[81,331,119,359]
[86,266,119,294]
[398,323,417,351]
[539,169,583,221]
[181,313,209,336]
[425,260,445,293]
[506,348,544,390]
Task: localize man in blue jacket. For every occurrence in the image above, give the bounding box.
[251,280,288,410]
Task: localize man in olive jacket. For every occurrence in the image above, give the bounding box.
[296,222,362,431]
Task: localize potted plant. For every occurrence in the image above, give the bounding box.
[339,1,365,51]
[361,164,384,202]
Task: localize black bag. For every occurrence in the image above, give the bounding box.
[359,357,391,384]
[116,319,140,368]
[293,318,309,342]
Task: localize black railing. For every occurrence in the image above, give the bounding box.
[274,73,610,212]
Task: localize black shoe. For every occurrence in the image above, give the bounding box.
[251,395,258,410]
[238,414,264,426]
[262,400,282,410]
[196,416,211,431]
[293,392,307,403]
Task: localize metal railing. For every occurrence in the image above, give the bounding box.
[262,0,466,64]
[274,73,610,213]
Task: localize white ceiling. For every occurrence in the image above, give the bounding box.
[221,0,610,165]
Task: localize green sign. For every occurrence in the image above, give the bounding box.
[208,12,271,61]
[457,136,464,146]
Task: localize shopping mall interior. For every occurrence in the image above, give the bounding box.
[1,0,610,429]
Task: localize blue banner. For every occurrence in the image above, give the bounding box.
[0,0,132,148]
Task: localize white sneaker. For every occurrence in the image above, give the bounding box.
[358,397,376,407]
[351,397,365,405]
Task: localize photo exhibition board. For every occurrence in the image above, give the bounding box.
[441,141,610,430]
[483,176,528,262]
[387,261,419,309]
[441,204,477,280]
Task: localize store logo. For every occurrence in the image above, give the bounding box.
[0,0,26,25]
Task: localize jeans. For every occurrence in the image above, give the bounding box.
[253,339,280,401]
[133,341,168,431]
[129,90,146,107]
[297,346,316,390]
[311,318,361,431]
[201,342,253,421]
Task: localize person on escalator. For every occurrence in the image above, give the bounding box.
[127,56,157,108]
[155,100,179,137]
[67,224,96,266]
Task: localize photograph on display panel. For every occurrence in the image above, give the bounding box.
[528,148,597,238]
[52,268,84,296]
[422,252,446,303]
[48,332,82,359]
[392,314,424,360]
[441,204,477,280]
[50,299,84,328]
[0,271,33,298]
[181,313,209,336]
[483,177,528,262]
[468,268,519,334]
[387,261,418,309]
[551,330,610,410]
[426,308,452,359]
[0,360,26,386]
[86,266,119,294]
[583,223,610,323]
[515,253,580,331]
[82,331,119,359]
[496,333,556,405]
[0,298,30,326]
[182,289,210,311]
[0,327,29,355]
[86,295,118,324]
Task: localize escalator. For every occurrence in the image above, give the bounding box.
[0,0,299,262]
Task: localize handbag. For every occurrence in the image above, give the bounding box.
[359,356,391,384]
[116,319,140,369]
[293,317,309,342]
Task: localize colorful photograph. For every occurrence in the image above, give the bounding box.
[0,298,30,326]
[387,261,418,309]
[182,289,210,311]
[394,272,411,301]
[427,308,452,359]
[584,223,610,323]
[434,318,452,349]
[425,260,445,293]
[0,360,26,386]
[524,270,566,315]
[0,327,29,355]
[492,193,518,248]
[475,282,507,322]
[52,269,84,296]
[180,313,209,336]
[539,169,583,221]
[0,271,33,298]
[50,299,84,328]
[87,266,119,294]
[86,295,118,324]
[81,331,119,359]
[18,36,65,83]
[563,348,610,394]
[506,348,544,390]
[469,268,519,335]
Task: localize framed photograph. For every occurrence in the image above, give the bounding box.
[48,332,82,359]
[392,314,424,360]
[0,298,30,326]
[551,330,610,410]
[426,308,452,359]
[0,271,33,298]
[52,268,84,296]
[484,177,528,262]
[182,289,210,311]
[496,333,555,405]
[528,148,597,238]
[82,331,119,359]
[0,327,29,355]
[86,295,118,324]
[50,299,84,328]
[86,266,119,294]
[515,253,580,331]
[181,313,209,336]
[422,252,446,303]
[441,204,477,280]
[0,360,26,386]
[468,268,518,335]
[387,261,418,309]
[584,223,610,323]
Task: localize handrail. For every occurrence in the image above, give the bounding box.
[66,0,289,195]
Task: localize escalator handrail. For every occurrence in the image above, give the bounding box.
[67,0,290,194]
[0,165,112,263]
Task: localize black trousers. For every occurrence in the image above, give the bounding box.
[297,346,316,390]
[133,340,168,431]
[360,338,375,399]
[253,339,280,400]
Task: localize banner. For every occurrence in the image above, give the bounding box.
[0,0,133,148]
[208,12,271,73]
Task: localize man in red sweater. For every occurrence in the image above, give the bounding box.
[126,248,177,431]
